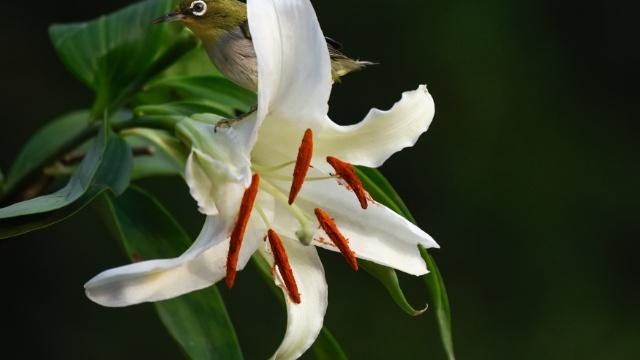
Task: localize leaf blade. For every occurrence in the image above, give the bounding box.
[356,166,415,222]
[141,75,256,112]
[122,128,188,180]
[0,128,132,239]
[49,0,197,115]
[135,100,235,118]
[353,167,424,315]
[311,328,349,360]
[420,245,455,360]
[0,127,128,218]
[360,260,427,316]
[356,166,455,360]
[49,0,181,88]
[3,110,91,196]
[97,186,244,360]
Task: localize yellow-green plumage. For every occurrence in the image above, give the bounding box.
[166,0,370,91]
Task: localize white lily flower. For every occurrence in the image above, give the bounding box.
[85,0,439,359]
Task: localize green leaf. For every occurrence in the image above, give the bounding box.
[0,127,132,239]
[0,127,125,218]
[0,187,106,239]
[353,167,424,315]
[122,128,188,179]
[251,254,284,298]
[97,186,243,360]
[135,99,235,118]
[360,260,427,316]
[160,45,222,78]
[49,0,179,88]
[355,167,415,221]
[0,110,185,204]
[3,111,91,196]
[49,0,197,116]
[1,110,134,201]
[141,75,256,112]
[311,328,349,360]
[0,168,5,196]
[356,166,455,360]
[420,246,455,360]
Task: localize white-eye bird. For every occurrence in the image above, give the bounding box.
[154,0,371,93]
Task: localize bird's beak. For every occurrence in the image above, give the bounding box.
[153,11,185,24]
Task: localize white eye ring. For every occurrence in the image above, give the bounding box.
[190,0,207,16]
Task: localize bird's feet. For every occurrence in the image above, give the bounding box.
[214,118,240,132]
[214,106,258,133]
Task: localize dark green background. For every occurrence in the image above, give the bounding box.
[1,0,638,359]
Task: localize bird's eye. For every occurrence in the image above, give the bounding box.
[190,0,207,16]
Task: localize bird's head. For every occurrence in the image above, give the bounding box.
[154,0,247,42]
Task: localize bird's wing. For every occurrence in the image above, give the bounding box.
[240,21,252,40]
[238,22,367,81]
[325,36,344,51]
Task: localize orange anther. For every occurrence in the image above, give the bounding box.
[268,229,301,304]
[226,174,261,288]
[326,156,368,209]
[314,208,358,271]
[289,129,314,205]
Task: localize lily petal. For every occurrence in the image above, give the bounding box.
[262,237,328,360]
[273,179,439,276]
[318,85,435,169]
[248,0,332,147]
[85,211,270,307]
[254,86,435,172]
[182,119,254,216]
[186,150,242,216]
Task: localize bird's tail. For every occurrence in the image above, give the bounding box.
[331,57,377,81]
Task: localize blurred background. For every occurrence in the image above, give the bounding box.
[0,0,638,359]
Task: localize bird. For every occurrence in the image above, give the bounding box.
[154,0,372,93]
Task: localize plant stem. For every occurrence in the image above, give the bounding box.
[0,116,183,204]
[1,35,197,203]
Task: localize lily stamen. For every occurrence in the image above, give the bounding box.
[260,179,314,245]
[326,156,368,209]
[255,204,272,229]
[267,229,301,304]
[253,160,296,173]
[260,173,334,182]
[314,208,359,271]
[289,129,314,205]
[226,174,261,288]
